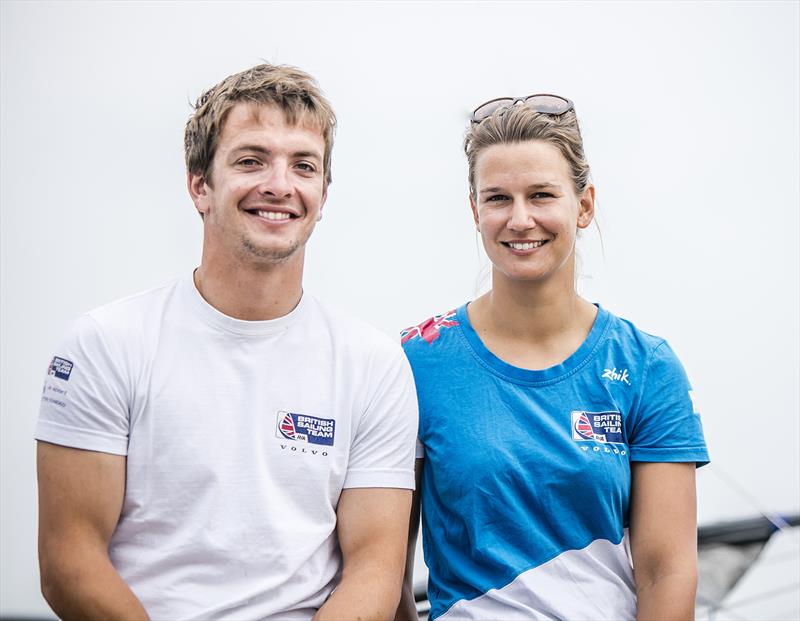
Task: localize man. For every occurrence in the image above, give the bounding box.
[36,64,418,620]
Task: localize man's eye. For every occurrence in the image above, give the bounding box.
[237,158,260,167]
[486,195,508,203]
[531,192,554,199]
[295,162,317,173]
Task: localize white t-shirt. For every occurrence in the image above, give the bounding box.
[37,275,418,620]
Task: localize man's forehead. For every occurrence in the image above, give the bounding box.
[222,101,325,145]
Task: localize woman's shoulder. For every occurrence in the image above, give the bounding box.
[597,306,686,378]
[401,307,462,346]
[400,305,466,364]
[600,306,670,351]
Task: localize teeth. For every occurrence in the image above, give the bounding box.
[255,210,292,221]
[508,240,546,250]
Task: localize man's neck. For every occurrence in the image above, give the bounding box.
[193,253,305,321]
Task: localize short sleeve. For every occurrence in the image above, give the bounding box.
[415,437,425,459]
[626,341,709,466]
[343,345,419,490]
[36,314,130,455]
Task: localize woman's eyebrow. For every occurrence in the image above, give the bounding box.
[479,182,561,194]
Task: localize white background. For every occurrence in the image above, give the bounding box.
[2,1,798,616]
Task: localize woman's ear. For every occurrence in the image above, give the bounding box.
[577,184,596,229]
[470,193,480,231]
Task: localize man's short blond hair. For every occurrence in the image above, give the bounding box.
[184,63,337,187]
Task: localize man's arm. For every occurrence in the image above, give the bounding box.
[314,487,412,621]
[37,441,149,621]
[629,462,698,621]
[394,459,423,621]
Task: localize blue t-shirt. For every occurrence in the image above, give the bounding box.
[401,304,709,620]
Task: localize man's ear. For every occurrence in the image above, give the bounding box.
[187,172,210,217]
[317,185,328,221]
[577,183,595,230]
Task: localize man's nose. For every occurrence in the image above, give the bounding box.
[257,163,293,198]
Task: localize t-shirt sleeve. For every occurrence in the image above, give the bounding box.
[626,340,709,466]
[36,314,130,455]
[415,437,425,459]
[343,345,419,490]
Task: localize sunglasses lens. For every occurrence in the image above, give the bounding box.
[524,95,572,114]
[472,98,514,123]
[471,95,574,123]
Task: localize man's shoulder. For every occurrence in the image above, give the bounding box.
[87,278,181,320]
[74,278,183,344]
[306,296,403,358]
[41,279,184,419]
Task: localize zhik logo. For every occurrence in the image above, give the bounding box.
[601,367,631,386]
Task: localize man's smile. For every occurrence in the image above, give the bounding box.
[242,205,300,222]
[251,210,294,221]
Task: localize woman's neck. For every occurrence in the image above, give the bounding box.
[468,269,597,370]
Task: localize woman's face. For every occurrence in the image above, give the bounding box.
[470,139,594,286]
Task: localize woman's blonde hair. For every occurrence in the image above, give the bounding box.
[464,105,590,197]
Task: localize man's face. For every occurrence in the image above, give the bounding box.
[189,102,327,268]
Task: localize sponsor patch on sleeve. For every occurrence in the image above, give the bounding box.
[47,356,74,381]
[400,310,458,345]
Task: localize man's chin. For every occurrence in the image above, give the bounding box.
[240,238,302,265]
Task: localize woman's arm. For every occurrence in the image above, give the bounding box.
[395,458,424,621]
[629,461,698,621]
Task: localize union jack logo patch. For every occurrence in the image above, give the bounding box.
[401,311,458,345]
[571,410,625,444]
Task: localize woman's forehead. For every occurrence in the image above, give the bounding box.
[475,141,571,183]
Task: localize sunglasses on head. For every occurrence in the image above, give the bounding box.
[470,94,574,124]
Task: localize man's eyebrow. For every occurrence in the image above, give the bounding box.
[290,150,322,160]
[231,145,271,156]
[229,146,321,160]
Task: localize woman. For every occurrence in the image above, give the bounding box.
[397,96,709,620]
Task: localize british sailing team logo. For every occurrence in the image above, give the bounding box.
[277,411,335,446]
[571,410,625,444]
[47,356,74,381]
